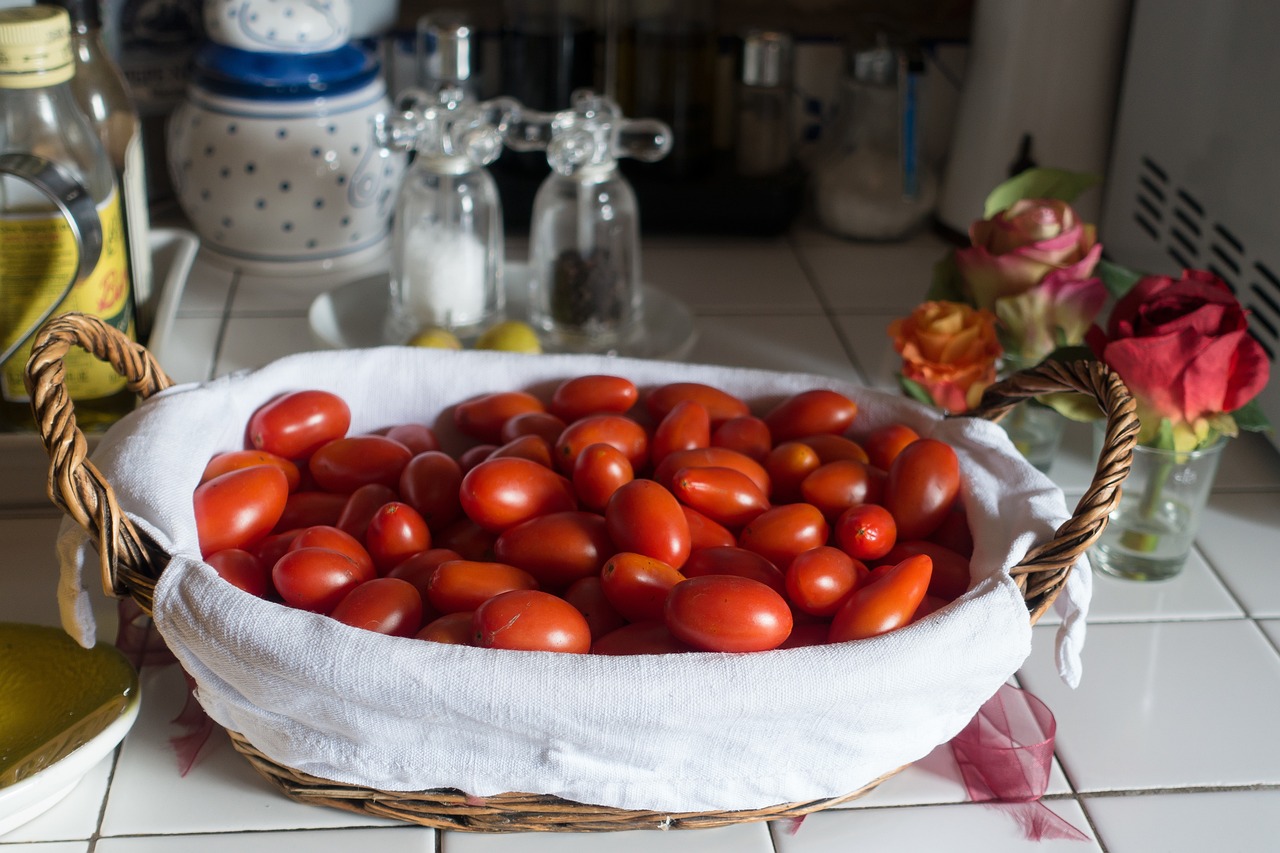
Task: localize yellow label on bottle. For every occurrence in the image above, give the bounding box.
[0,190,133,403]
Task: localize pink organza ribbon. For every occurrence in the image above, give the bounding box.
[950,683,1090,841]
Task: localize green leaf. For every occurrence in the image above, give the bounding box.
[1096,258,1144,299]
[898,376,936,408]
[1151,418,1177,451]
[925,254,968,303]
[1041,391,1103,423]
[1232,399,1274,433]
[982,168,1102,218]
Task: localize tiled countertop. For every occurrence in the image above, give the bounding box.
[4,226,1280,852]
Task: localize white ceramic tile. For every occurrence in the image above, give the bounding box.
[829,314,899,393]
[1197,492,1280,617]
[1260,619,1280,651]
[771,798,1100,852]
[643,245,823,314]
[95,826,432,853]
[443,820,772,853]
[213,316,320,375]
[1017,621,1280,793]
[0,754,111,842]
[1084,789,1280,853]
[150,317,222,385]
[798,231,953,313]
[688,315,860,383]
[0,843,89,853]
[102,665,400,836]
[174,255,236,318]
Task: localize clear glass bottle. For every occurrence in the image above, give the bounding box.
[0,6,135,432]
[735,29,794,177]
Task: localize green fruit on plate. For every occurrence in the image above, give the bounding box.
[475,320,542,354]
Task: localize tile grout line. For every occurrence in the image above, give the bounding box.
[785,232,871,383]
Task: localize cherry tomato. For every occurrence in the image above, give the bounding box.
[800,459,881,521]
[798,434,869,465]
[833,503,897,562]
[764,389,858,442]
[861,422,920,471]
[785,546,862,617]
[592,621,693,655]
[664,575,793,652]
[681,505,737,551]
[193,466,289,557]
[710,415,772,461]
[488,433,554,468]
[605,479,691,569]
[879,540,971,601]
[453,391,545,444]
[272,546,374,613]
[309,435,413,494]
[415,611,474,645]
[645,382,750,425]
[289,525,376,578]
[274,490,348,532]
[562,576,627,640]
[335,483,398,541]
[650,400,710,465]
[433,518,498,561]
[599,551,686,623]
[737,503,829,570]
[828,553,932,642]
[387,547,462,605]
[474,589,592,653]
[764,441,822,504]
[493,510,615,589]
[680,545,786,595]
[365,501,431,572]
[554,414,648,474]
[206,548,271,598]
[500,411,567,446]
[201,449,301,491]
[330,577,424,637]
[652,447,771,496]
[248,389,351,460]
[459,457,577,532]
[670,465,771,528]
[399,451,464,529]
[548,374,639,421]
[382,423,439,455]
[426,559,538,613]
[571,442,634,512]
[883,438,961,540]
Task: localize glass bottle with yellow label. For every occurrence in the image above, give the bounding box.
[0,5,135,432]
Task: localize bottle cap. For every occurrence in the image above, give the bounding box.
[741,30,792,88]
[0,7,75,87]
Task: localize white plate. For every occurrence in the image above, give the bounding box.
[307,263,698,361]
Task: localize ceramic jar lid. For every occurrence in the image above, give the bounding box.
[203,0,353,55]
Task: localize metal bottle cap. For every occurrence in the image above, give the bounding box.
[741,29,792,88]
[418,12,474,86]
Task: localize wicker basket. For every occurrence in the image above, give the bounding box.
[24,312,1138,832]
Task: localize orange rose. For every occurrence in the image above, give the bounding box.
[890,301,1002,414]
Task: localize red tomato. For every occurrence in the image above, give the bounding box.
[800,459,881,521]
[399,451,464,529]
[785,546,862,617]
[458,444,499,473]
[778,620,832,649]
[488,434,554,468]
[927,503,974,558]
[664,575,793,652]
[861,422,920,471]
[433,518,498,561]
[272,546,374,613]
[681,505,737,551]
[912,594,950,622]
[206,548,271,598]
[274,490,348,532]
[645,382,750,425]
[592,621,693,655]
[670,466,771,528]
[249,530,300,571]
[289,525,375,578]
[879,540,971,601]
[459,457,577,532]
[737,503,829,570]
[473,589,592,653]
[248,390,351,460]
[828,553,932,642]
[365,501,431,572]
[548,374,639,421]
[883,438,961,540]
[335,483,398,541]
[494,510,614,589]
[680,545,786,595]
[415,611,474,645]
[201,449,301,491]
[571,442,634,512]
[330,577,424,637]
[562,576,627,640]
[387,547,462,605]
[554,414,648,474]
[650,400,710,465]
[764,441,822,504]
[605,479,691,569]
[833,503,897,562]
[499,411,567,445]
[426,559,538,613]
[798,433,870,465]
[382,423,439,456]
[193,466,289,557]
[764,389,859,442]
[599,551,686,623]
[710,415,772,461]
[309,436,413,494]
[652,447,771,497]
[453,391,545,444]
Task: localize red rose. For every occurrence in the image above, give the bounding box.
[1086,270,1270,428]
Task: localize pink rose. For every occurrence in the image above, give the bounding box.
[955,199,1102,310]
[994,271,1108,361]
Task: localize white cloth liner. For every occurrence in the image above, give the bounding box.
[56,347,1090,813]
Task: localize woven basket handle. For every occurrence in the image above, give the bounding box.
[24,312,174,601]
[965,358,1138,622]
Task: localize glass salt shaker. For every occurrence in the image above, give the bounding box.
[518,91,670,353]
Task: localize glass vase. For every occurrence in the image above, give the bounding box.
[997,355,1065,473]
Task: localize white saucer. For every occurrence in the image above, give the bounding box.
[308,263,698,361]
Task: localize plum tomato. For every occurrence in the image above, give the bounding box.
[426,559,538,613]
[330,577,424,637]
[861,422,920,471]
[927,503,974,558]
[778,620,833,649]
[680,545,786,595]
[205,548,272,598]
[592,621,693,655]
[879,539,971,601]
[764,389,858,442]
[201,449,301,492]
[800,459,881,521]
[644,381,750,425]
[381,423,439,455]
[710,415,772,461]
[605,479,691,569]
[433,518,498,561]
[670,466,770,529]
[571,442,634,512]
[797,433,869,465]
[562,576,627,640]
[499,411,567,446]
[415,611,474,645]
[249,530,301,571]
[737,503,829,570]
[650,400,711,465]
[664,575,793,652]
[599,551,686,623]
[309,435,413,494]
[193,465,289,557]
[365,501,431,572]
[387,547,462,603]
[274,490,348,532]
[883,438,961,540]
[785,546,862,617]
[335,483,398,541]
[554,414,649,474]
[488,433,555,468]
[681,505,737,551]
[272,546,375,613]
[248,389,351,460]
[493,510,615,589]
[828,553,932,643]
[399,451,464,529]
[652,446,771,497]
[763,441,822,504]
[473,589,593,653]
[548,374,639,422]
[289,525,376,578]
[459,457,577,532]
[458,444,499,473]
[453,391,545,444]
[833,503,897,562]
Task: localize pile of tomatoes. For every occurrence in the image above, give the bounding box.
[192,375,975,655]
